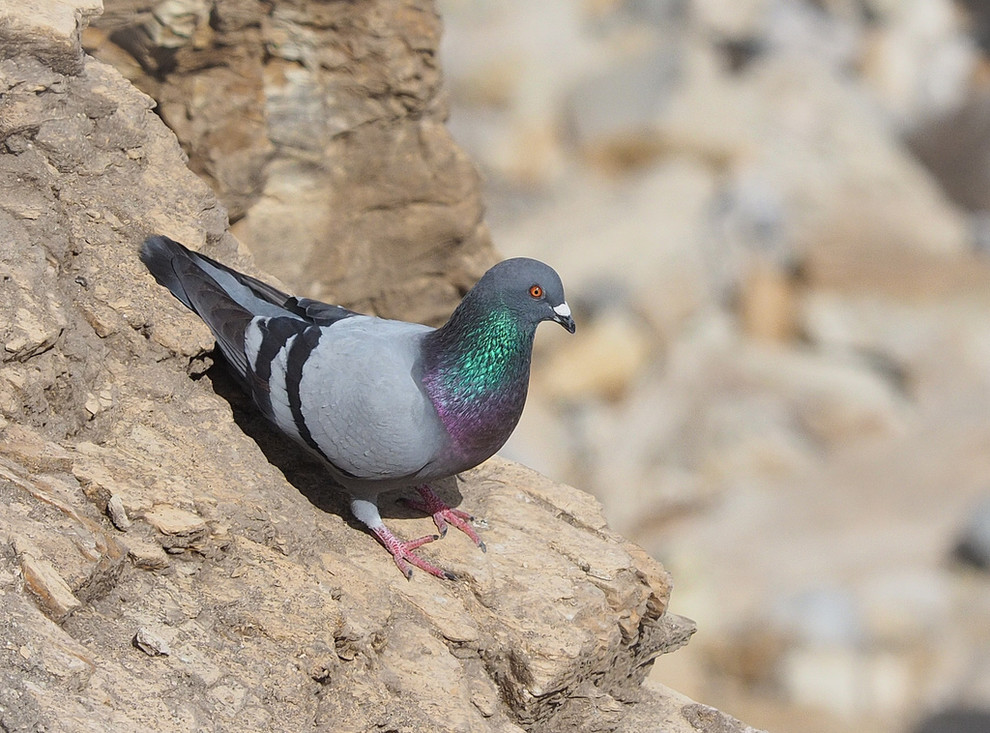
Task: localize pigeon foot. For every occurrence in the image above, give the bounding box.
[371,525,455,580]
[404,484,486,552]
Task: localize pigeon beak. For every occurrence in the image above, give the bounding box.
[552,302,576,333]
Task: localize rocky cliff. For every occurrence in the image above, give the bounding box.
[0,1,756,731]
[85,0,495,325]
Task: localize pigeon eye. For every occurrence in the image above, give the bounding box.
[529,285,543,299]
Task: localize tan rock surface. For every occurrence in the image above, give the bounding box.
[87,0,497,326]
[0,2,757,731]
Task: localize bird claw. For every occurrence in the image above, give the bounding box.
[372,485,484,579]
[405,485,486,551]
[371,525,454,580]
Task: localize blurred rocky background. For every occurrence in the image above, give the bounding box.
[436,1,990,732]
[77,0,990,731]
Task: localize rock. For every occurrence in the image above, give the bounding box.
[143,505,211,554]
[1,430,128,616]
[0,2,728,730]
[953,495,990,570]
[914,709,990,733]
[738,261,799,343]
[124,536,170,571]
[106,494,131,531]
[0,0,102,74]
[133,627,171,657]
[564,46,683,171]
[861,0,976,126]
[72,456,151,516]
[622,682,766,733]
[0,424,75,472]
[143,505,208,538]
[0,580,98,714]
[12,536,83,622]
[89,0,497,326]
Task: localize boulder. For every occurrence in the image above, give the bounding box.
[87,0,497,326]
[0,2,757,731]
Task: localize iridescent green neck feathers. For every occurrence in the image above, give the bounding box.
[422,300,535,459]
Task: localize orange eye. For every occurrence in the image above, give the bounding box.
[529,285,543,298]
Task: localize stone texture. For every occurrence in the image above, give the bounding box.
[86,0,497,326]
[12,537,84,622]
[0,0,102,74]
[0,3,754,732]
[622,683,766,733]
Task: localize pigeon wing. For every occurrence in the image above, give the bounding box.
[141,235,360,382]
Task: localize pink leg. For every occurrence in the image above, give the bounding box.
[370,524,455,580]
[403,484,486,552]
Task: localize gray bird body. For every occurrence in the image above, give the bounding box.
[140,235,574,578]
[260,315,448,495]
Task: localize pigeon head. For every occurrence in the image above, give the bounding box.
[421,257,574,462]
[466,257,576,334]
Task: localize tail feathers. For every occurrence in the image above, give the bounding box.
[140,236,274,378]
[140,235,198,311]
[141,236,295,315]
[140,234,361,380]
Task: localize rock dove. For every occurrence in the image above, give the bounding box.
[140,235,575,579]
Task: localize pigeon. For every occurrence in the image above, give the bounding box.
[140,235,575,579]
